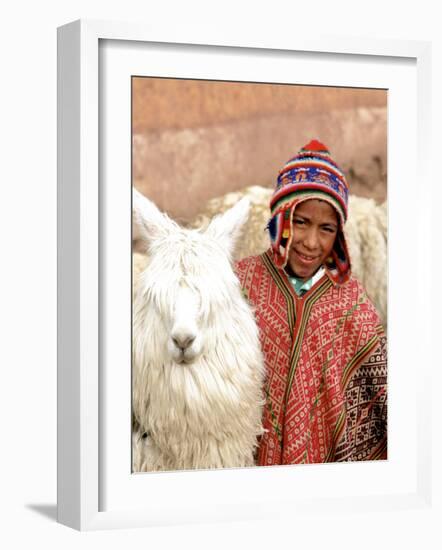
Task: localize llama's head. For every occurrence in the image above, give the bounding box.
[133,188,250,366]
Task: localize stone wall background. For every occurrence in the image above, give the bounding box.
[132,77,387,224]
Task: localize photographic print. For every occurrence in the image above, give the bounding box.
[57,21,430,531]
[131,77,388,473]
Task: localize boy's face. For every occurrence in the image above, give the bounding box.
[288,199,338,281]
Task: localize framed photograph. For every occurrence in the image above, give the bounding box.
[57,19,432,531]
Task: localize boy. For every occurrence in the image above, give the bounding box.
[236,140,387,465]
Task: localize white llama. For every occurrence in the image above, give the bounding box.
[132,189,265,472]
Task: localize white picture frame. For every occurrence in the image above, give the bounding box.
[57,19,432,531]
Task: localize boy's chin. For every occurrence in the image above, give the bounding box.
[286,260,321,281]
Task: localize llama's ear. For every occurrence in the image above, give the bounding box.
[132,187,174,245]
[206,197,250,254]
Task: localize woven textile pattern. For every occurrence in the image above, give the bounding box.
[235,251,387,465]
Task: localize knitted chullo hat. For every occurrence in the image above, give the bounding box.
[268,139,351,285]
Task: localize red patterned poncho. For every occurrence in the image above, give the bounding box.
[235,251,387,465]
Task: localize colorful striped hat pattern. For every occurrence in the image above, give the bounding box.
[268,139,351,284]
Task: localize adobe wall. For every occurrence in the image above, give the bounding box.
[132,78,387,223]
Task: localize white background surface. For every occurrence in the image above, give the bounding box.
[1,1,440,548]
[101,38,418,515]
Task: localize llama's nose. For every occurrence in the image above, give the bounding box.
[172,333,196,350]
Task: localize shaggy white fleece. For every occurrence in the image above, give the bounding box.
[132,190,265,471]
[190,185,387,328]
[344,195,388,328]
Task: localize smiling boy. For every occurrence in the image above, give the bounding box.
[235,140,387,465]
[288,199,337,282]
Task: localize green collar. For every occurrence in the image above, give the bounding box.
[289,276,313,296]
[288,266,325,296]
